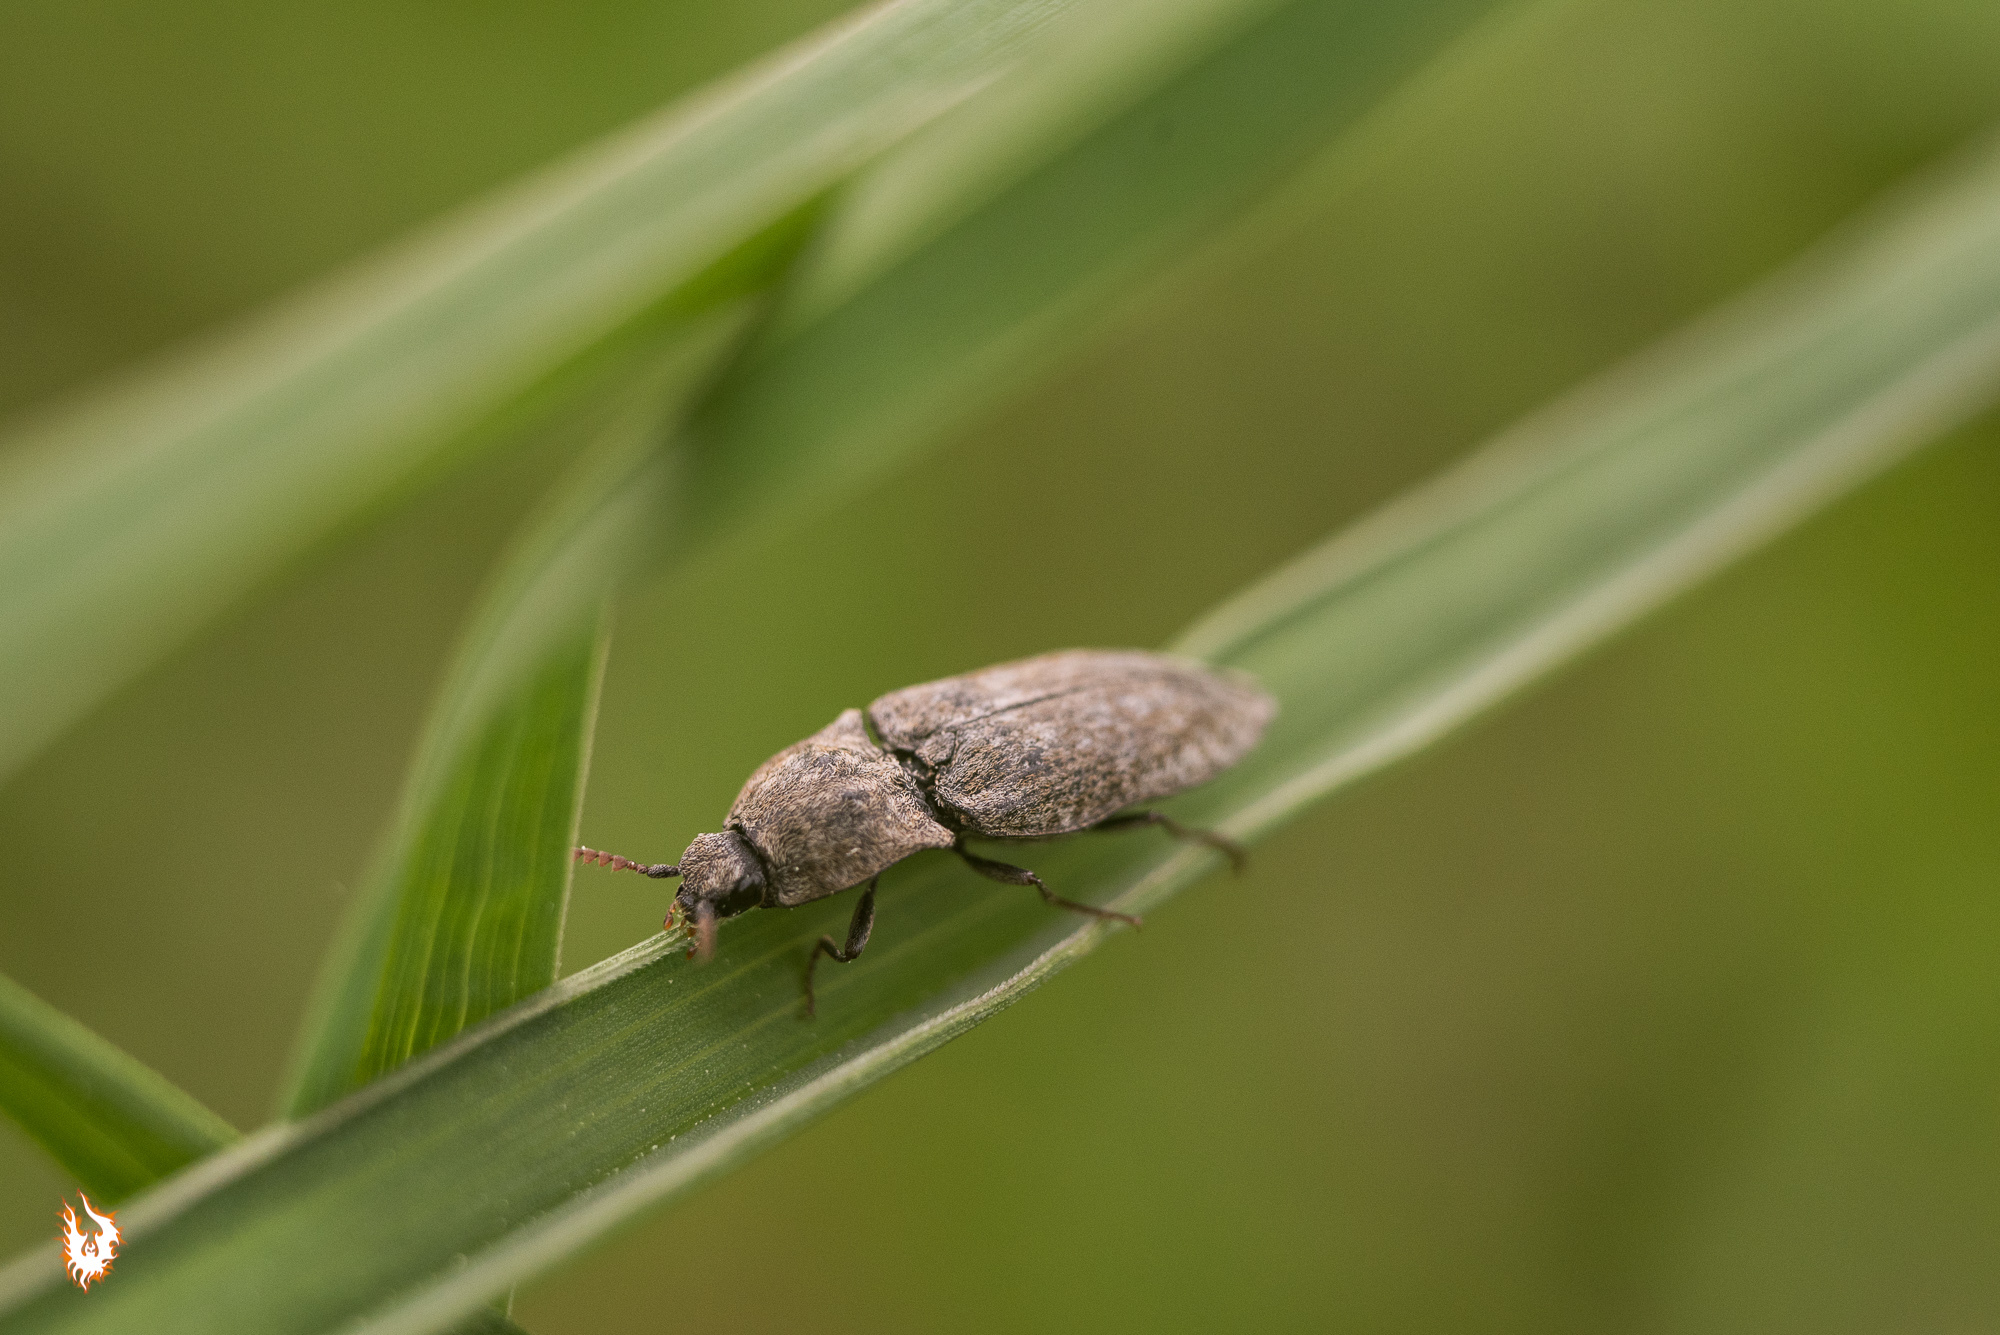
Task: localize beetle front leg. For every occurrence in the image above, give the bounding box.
[1091,810,1248,872]
[804,877,878,1019]
[956,844,1142,929]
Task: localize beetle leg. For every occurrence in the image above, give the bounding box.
[955,845,1142,929]
[804,877,878,1019]
[1091,810,1248,873]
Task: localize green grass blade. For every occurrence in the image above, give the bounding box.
[685,0,1509,532]
[0,0,1072,786]
[281,322,744,1117]
[1170,139,2000,827]
[0,973,236,1204]
[310,626,608,1111]
[8,122,2000,1335]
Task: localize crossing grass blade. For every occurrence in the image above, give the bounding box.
[282,623,609,1118]
[7,120,2000,1335]
[684,0,1510,536]
[0,0,1503,791]
[281,319,746,1117]
[0,0,1076,787]
[0,973,236,1204]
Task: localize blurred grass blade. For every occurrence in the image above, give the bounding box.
[281,318,746,1117]
[0,0,1074,786]
[685,0,1509,531]
[0,972,236,1203]
[443,1314,529,1335]
[446,1311,524,1335]
[9,123,2000,1335]
[1170,135,2000,836]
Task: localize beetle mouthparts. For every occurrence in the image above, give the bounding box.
[691,907,719,962]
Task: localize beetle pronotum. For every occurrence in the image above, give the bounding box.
[577,648,1275,1015]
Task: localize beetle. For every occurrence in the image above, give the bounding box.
[576,648,1275,1015]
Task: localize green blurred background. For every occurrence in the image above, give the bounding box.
[3,0,1998,1330]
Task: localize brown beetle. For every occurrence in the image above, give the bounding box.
[577,649,1275,1014]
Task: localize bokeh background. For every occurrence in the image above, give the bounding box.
[3,0,1998,1331]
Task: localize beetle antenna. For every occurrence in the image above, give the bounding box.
[575,846,681,879]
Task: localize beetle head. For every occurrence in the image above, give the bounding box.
[672,830,767,960]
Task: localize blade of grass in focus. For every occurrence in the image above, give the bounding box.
[0,953,520,1328]
[0,973,236,1204]
[9,122,2000,1335]
[282,315,747,1117]
[286,627,608,1116]
[0,0,1074,786]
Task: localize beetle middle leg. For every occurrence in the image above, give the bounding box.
[956,844,1142,929]
[804,877,878,1019]
[1091,810,1248,872]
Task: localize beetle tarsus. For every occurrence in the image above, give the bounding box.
[804,878,878,1019]
[956,845,1142,929]
[1091,810,1248,873]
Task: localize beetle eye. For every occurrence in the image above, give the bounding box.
[713,883,763,919]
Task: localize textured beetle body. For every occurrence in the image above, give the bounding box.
[578,649,1275,983]
[870,649,1272,840]
[727,709,955,907]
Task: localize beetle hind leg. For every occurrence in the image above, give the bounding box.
[956,844,1142,930]
[804,878,878,1020]
[1091,810,1248,873]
